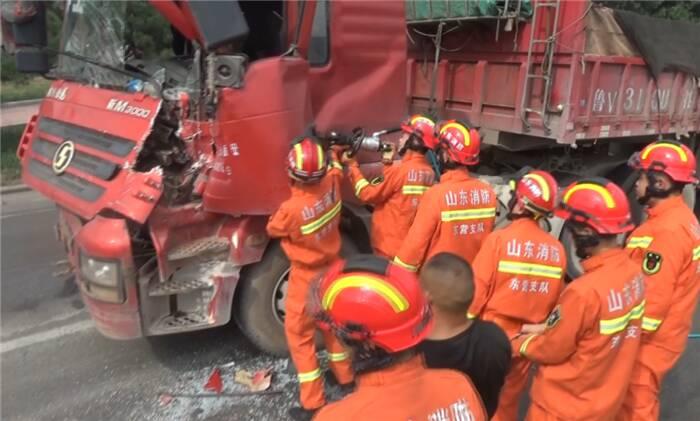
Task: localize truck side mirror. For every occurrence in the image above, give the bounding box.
[187,0,249,51]
[1,1,49,74]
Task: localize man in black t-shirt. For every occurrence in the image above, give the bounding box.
[418,253,512,419]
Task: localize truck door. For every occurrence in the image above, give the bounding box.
[307,0,408,134]
[201,1,319,216]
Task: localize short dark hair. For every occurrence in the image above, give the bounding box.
[419,253,475,314]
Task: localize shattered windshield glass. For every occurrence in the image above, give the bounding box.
[56,0,130,87]
[56,0,177,91]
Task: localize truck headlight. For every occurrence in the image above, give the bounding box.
[79,253,124,303]
[80,255,119,287]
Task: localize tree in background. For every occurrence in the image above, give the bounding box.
[599,1,700,23]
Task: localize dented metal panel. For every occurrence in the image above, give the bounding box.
[21,80,163,221]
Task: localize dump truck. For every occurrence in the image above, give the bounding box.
[5,0,699,356]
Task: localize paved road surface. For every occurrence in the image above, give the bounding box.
[1,190,699,420]
[1,101,40,127]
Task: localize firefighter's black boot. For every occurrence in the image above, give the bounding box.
[287,406,317,421]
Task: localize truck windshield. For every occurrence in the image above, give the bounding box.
[55,0,175,90]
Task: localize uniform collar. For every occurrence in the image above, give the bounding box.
[356,354,426,388]
[581,248,626,273]
[510,217,541,230]
[648,195,685,218]
[440,168,471,183]
[291,181,325,197]
[402,150,426,163]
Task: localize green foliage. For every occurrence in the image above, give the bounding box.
[0,125,25,184]
[125,1,173,58]
[599,1,700,23]
[0,78,51,103]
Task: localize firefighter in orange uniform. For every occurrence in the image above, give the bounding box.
[468,170,566,421]
[394,120,497,271]
[619,141,700,421]
[512,178,645,421]
[309,255,487,421]
[266,136,353,421]
[344,115,437,258]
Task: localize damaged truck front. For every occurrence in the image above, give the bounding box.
[8,0,407,356]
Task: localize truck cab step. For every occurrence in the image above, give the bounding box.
[167,237,230,261]
[148,278,211,296]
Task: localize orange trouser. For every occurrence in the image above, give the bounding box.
[285,264,354,410]
[492,356,531,421]
[525,402,567,421]
[617,363,661,421]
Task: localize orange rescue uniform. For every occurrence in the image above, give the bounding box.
[266,160,353,410]
[469,218,566,421]
[313,355,487,421]
[347,151,435,257]
[513,248,645,421]
[394,168,497,271]
[619,195,700,421]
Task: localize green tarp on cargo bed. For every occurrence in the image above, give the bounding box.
[406,0,532,23]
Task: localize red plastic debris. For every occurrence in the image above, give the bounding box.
[158,393,174,407]
[204,368,223,394]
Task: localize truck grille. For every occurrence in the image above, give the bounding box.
[27,117,137,203]
[37,117,134,157]
[27,160,105,202]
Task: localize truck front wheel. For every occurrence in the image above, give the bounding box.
[234,236,358,357]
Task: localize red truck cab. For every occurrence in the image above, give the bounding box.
[11,0,406,355]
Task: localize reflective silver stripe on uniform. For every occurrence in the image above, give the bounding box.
[297,368,322,383]
[402,185,429,195]
[354,179,369,196]
[441,207,496,222]
[300,201,342,235]
[328,351,348,362]
[519,334,538,356]
[627,236,653,249]
[641,316,662,332]
[497,260,563,280]
[393,256,418,272]
[693,245,700,261]
[599,300,645,335]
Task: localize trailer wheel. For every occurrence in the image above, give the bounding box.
[234,236,359,357]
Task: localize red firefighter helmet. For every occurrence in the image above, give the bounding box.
[400,114,438,149]
[287,136,328,183]
[310,255,433,353]
[628,140,698,184]
[437,120,481,166]
[555,178,633,234]
[513,170,559,215]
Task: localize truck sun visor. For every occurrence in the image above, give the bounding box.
[187,0,249,51]
[614,9,700,79]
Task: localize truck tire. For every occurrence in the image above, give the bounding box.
[234,235,359,357]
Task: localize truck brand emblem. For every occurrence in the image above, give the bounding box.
[52,140,76,175]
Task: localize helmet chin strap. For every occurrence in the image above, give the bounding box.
[436,147,461,174]
[639,171,672,205]
[572,231,600,259]
[506,194,521,221]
